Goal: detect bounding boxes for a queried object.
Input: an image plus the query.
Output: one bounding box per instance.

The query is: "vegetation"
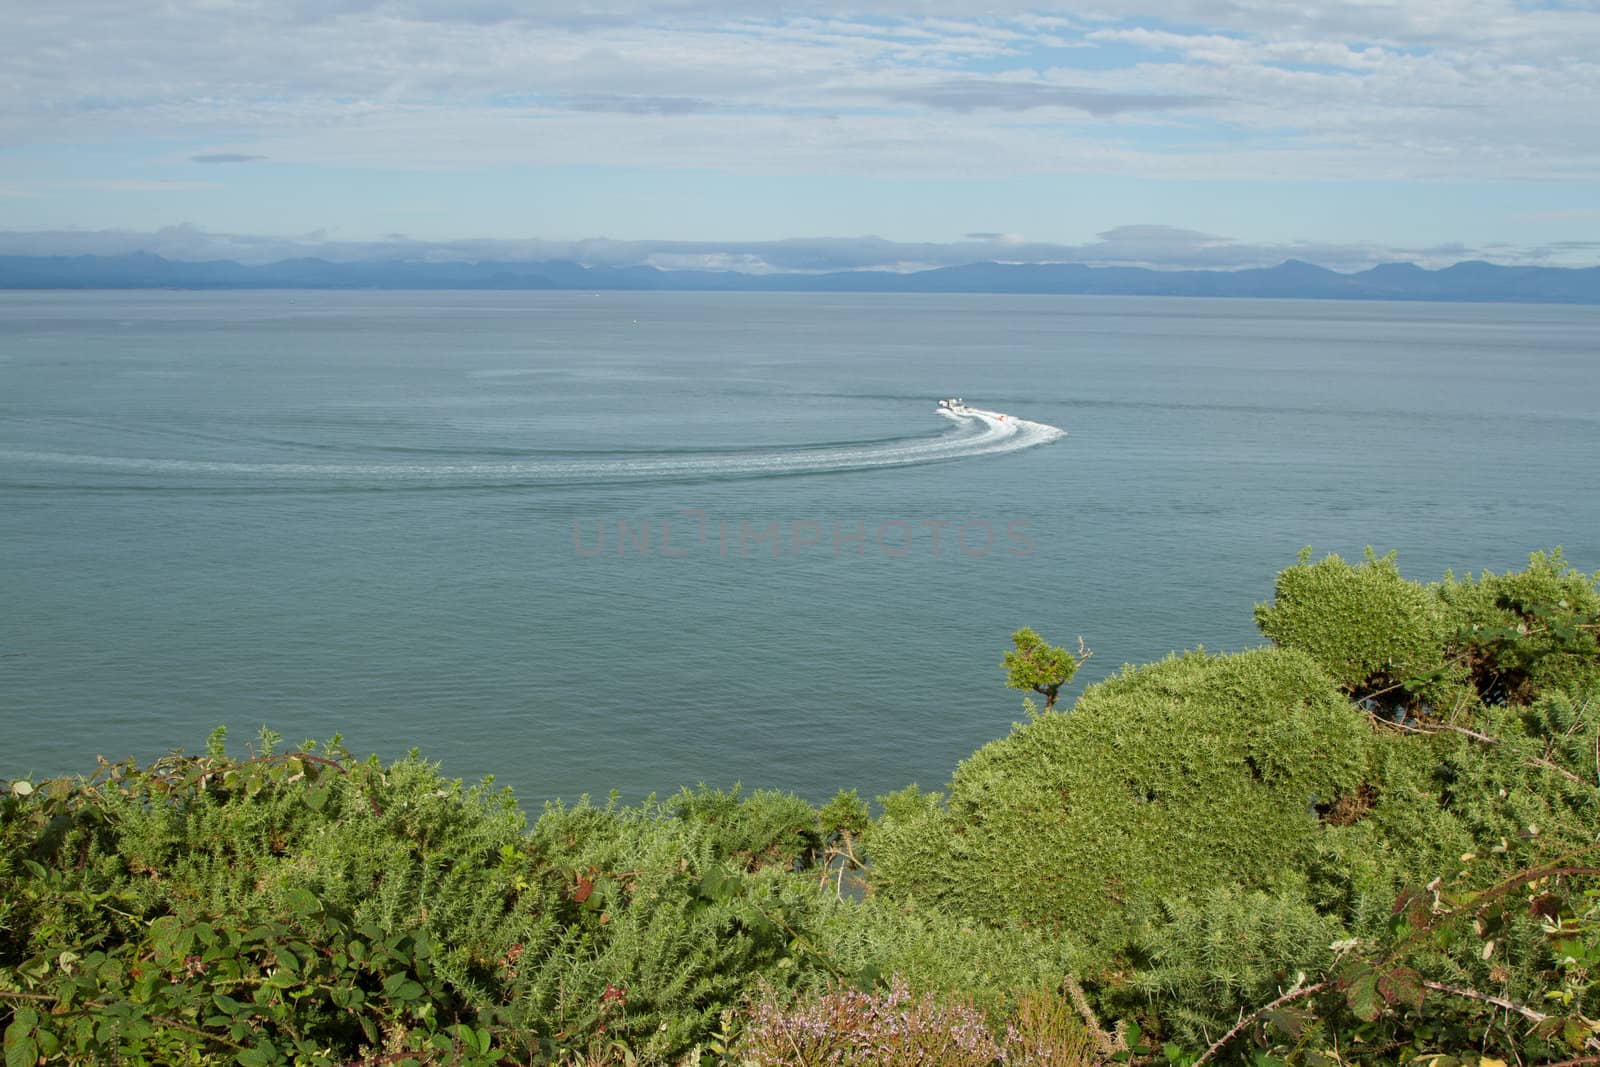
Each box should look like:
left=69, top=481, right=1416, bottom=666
left=4, top=548, right=1599, bottom=1065
left=1002, top=627, right=1088, bottom=712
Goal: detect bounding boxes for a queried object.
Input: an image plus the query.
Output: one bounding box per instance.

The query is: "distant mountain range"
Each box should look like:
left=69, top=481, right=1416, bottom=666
left=3, top=251, right=1599, bottom=303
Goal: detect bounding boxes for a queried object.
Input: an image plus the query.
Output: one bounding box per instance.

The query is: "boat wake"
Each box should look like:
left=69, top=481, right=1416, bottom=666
left=2, top=404, right=1066, bottom=489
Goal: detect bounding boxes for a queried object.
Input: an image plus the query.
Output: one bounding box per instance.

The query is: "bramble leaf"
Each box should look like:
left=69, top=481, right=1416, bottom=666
left=5, top=1009, right=39, bottom=1067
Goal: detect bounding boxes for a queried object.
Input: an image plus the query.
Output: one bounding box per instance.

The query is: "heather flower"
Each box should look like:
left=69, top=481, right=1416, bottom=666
left=739, top=977, right=1003, bottom=1066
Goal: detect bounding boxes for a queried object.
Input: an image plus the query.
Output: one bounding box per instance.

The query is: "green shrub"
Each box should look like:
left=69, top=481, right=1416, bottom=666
left=667, top=784, right=822, bottom=872
left=0, top=738, right=849, bottom=1065
left=0, top=743, right=519, bottom=1065
left=1439, top=549, right=1600, bottom=703
left=1308, top=686, right=1600, bottom=933
left=870, top=646, right=1374, bottom=956
left=1255, top=547, right=1451, bottom=696
left=1119, top=887, right=1346, bottom=1048
left=520, top=792, right=831, bottom=1060
left=812, top=896, right=1086, bottom=1019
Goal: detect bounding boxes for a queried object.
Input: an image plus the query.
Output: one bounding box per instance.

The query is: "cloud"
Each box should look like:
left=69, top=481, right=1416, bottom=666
left=875, top=79, right=1218, bottom=116
left=2, top=222, right=1589, bottom=272
left=1514, top=208, right=1600, bottom=222
left=77, top=180, right=218, bottom=192
left=4, top=4, right=1599, bottom=184
left=1092, top=224, right=1228, bottom=250
left=190, top=153, right=268, bottom=164
left=563, top=94, right=712, bottom=115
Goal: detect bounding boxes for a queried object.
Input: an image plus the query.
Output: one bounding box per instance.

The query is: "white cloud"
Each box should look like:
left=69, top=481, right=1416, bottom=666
left=75, top=180, right=220, bottom=192
left=1, top=3, right=1597, bottom=188
left=2, top=221, right=1591, bottom=270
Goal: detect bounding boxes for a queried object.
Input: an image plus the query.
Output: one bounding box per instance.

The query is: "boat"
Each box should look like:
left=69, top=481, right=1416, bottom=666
left=937, top=397, right=971, bottom=415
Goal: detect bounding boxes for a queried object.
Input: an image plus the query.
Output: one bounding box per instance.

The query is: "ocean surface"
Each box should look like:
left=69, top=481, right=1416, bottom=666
left=2, top=291, right=1598, bottom=805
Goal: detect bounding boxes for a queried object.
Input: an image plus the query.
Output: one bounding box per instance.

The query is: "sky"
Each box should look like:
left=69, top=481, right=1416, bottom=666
left=2, top=0, right=1599, bottom=273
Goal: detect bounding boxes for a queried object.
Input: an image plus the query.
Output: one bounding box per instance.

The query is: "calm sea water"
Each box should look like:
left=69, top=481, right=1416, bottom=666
left=3, top=291, right=1598, bottom=803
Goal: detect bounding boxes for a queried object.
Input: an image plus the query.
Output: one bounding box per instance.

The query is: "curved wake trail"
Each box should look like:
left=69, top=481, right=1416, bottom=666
left=2, top=406, right=1065, bottom=488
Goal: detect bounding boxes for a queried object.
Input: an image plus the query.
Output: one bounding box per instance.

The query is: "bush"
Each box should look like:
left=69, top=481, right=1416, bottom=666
left=0, top=740, right=522, bottom=1065
left=1119, top=888, right=1345, bottom=1048
left=1439, top=549, right=1600, bottom=703
left=1255, top=547, right=1450, bottom=697
left=520, top=790, right=833, bottom=1060
left=870, top=646, right=1374, bottom=955
left=0, top=737, right=849, bottom=1065
left=812, top=896, right=1087, bottom=1019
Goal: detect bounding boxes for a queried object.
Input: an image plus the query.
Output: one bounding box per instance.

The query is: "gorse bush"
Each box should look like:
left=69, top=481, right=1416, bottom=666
left=871, top=646, right=1374, bottom=949
left=666, top=784, right=822, bottom=873
left=1119, top=887, right=1345, bottom=1048
left=810, top=896, right=1086, bottom=1018
left=521, top=789, right=838, bottom=1060
left=1255, top=547, right=1452, bottom=698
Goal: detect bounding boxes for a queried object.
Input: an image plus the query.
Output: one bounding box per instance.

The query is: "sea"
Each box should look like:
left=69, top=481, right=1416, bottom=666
left=2, top=290, right=1597, bottom=805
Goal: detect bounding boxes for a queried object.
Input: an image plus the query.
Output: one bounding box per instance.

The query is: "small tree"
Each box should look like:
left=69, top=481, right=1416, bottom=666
left=1002, top=627, right=1085, bottom=711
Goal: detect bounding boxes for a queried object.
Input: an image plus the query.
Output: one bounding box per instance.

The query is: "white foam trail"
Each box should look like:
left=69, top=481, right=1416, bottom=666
left=2, top=406, right=1065, bottom=485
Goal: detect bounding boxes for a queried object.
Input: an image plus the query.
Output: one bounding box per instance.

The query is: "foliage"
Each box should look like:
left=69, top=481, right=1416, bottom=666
left=1119, top=888, right=1346, bottom=1049
left=1003, top=989, right=1106, bottom=1067
left=811, top=896, right=1086, bottom=1019
left=521, top=789, right=839, bottom=1060
left=1002, top=627, right=1084, bottom=711
left=872, top=646, right=1374, bottom=951
left=667, top=784, right=821, bottom=873
left=1254, top=547, right=1451, bottom=698
left=1256, top=547, right=1600, bottom=712
left=1438, top=549, right=1600, bottom=703
left=0, top=736, right=852, bottom=1065
left=875, top=549, right=1600, bottom=1063
left=1180, top=847, right=1600, bottom=1065
left=0, top=738, right=512, bottom=1065
left=812, top=790, right=871, bottom=900
left=1306, top=690, right=1599, bottom=919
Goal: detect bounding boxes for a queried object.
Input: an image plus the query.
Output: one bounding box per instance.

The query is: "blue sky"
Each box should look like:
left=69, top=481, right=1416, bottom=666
left=3, top=1, right=1598, bottom=271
